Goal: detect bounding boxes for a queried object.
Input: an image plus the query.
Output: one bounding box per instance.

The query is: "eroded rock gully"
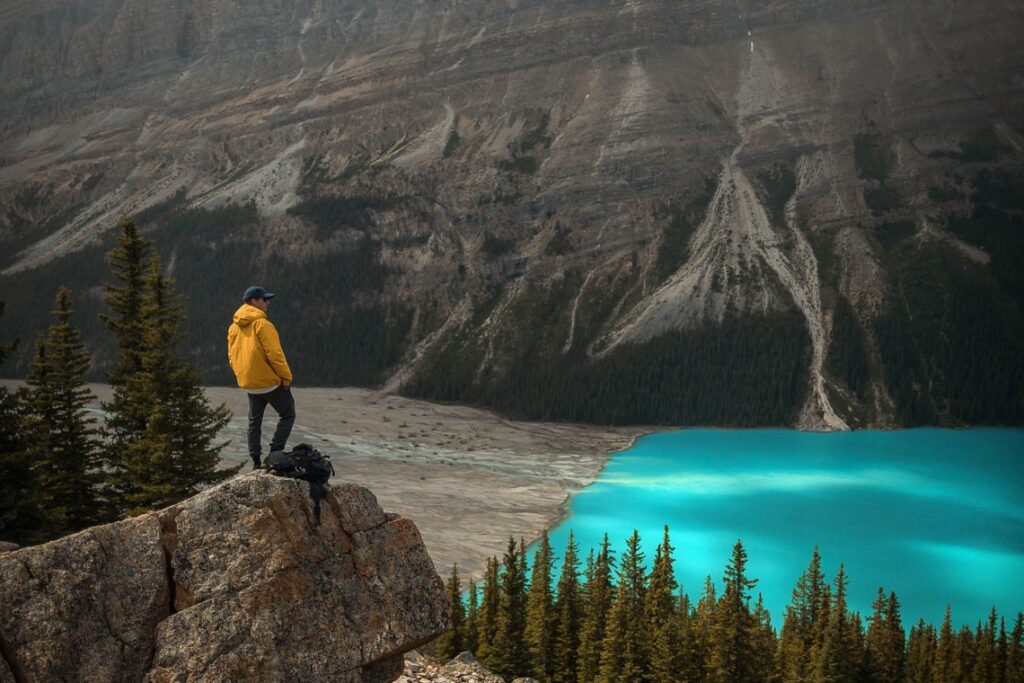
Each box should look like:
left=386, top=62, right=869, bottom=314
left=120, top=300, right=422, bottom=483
left=0, top=474, right=450, bottom=682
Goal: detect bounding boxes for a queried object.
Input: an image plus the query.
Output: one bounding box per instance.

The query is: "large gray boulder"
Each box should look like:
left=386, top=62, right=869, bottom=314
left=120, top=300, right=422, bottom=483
left=0, top=473, right=450, bottom=682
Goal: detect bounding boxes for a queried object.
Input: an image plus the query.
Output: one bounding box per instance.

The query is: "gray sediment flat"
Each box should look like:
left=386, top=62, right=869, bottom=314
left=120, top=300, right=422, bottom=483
left=3, top=380, right=642, bottom=580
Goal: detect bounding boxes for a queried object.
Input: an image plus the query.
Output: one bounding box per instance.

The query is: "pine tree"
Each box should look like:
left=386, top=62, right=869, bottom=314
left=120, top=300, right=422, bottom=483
left=774, top=609, right=804, bottom=683
left=884, top=593, right=905, bottom=680
left=849, top=611, right=869, bottom=681
left=105, top=250, right=235, bottom=514
left=0, top=302, right=48, bottom=546
left=493, top=537, right=529, bottom=679
left=19, top=288, right=106, bottom=536
left=776, top=547, right=828, bottom=682
left=813, top=565, right=858, bottom=683
left=436, top=563, right=466, bottom=661
left=676, top=591, right=700, bottom=682
left=465, top=578, right=479, bottom=656
left=972, top=608, right=998, bottom=683
left=0, top=382, right=43, bottom=546
left=578, top=536, right=614, bottom=683
left=866, top=588, right=905, bottom=683
left=596, top=567, right=628, bottom=683
left=751, top=594, right=777, bottom=679
left=693, top=575, right=718, bottom=680
left=646, top=526, right=681, bottom=683
left=597, top=529, right=646, bottom=683
left=935, top=605, right=957, bottom=683
left=552, top=531, right=582, bottom=683
left=477, top=556, right=501, bottom=668
left=525, top=530, right=556, bottom=681
left=998, top=617, right=1009, bottom=683
left=103, top=219, right=156, bottom=506
left=709, top=539, right=759, bottom=683
left=905, top=619, right=936, bottom=683
left=1007, top=613, right=1024, bottom=683
left=102, top=219, right=150, bottom=388
left=954, top=624, right=975, bottom=682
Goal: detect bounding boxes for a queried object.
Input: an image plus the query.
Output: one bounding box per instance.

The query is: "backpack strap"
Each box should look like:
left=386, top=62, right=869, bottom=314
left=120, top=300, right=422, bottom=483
left=308, top=481, right=327, bottom=525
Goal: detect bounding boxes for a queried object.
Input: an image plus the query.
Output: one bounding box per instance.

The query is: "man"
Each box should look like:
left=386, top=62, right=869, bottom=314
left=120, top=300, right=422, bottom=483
left=227, top=285, right=295, bottom=469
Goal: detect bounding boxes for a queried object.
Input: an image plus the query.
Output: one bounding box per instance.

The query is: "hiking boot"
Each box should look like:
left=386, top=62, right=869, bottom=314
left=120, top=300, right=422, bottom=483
left=251, top=458, right=262, bottom=470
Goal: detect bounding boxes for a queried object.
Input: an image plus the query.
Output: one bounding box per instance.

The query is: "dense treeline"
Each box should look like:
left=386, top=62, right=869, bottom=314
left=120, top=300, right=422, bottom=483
left=0, top=221, right=234, bottom=544
left=437, top=529, right=1024, bottom=683
left=825, top=295, right=870, bottom=401
left=0, top=203, right=413, bottom=387
left=405, top=281, right=811, bottom=426
left=874, top=242, right=1024, bottom=425
left=862, top=145, right=1024, bottom=426
left=3, top=159, right=1024, bottom=428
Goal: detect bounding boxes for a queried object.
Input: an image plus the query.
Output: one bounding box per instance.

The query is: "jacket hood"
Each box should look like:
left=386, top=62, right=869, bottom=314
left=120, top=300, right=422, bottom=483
left=232, top=303, right=267, bottom=328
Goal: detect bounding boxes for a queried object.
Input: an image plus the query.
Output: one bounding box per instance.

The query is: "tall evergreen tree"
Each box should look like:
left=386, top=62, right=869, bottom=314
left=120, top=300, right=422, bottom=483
left=102, top=219, right=150, bottom=387
left=105, top=249, right=235, bottom=514
left=1007, top=613, right=1024, bottom=683
left=675, top=591, right=700, bottom=682
left=0, top=382, right=41, bottom=545
left=935, top=605, right=957, bottom=683
left=709, top=539, right=759, bottom=683
left=905, top=619, right=936, bottom=683
left=776, top=547, right=828, bottom=682
left=19, top=288, right=106, bottom=535
left=578, top=536, right=614, bottom=683
left=477, top=556, right=501, bottom=668
left=693, top=574, right=718, bottom=681
left=884, top=593, right=905, bottom=679
left=954, top=624, right=975, bottom=683
left=597, top=529, right=647, bottom=683
left=493, top=537, right=529, bottom=679
left=525, top=530, right=556, bottom=681
left=972, top=609, right=998, bottom=683
left=552, top=531, right=582, bottom=683
left=103, top=219, right=156, bottom=504
left=0, top=301, right=48, bottom=545
left=813, top=565, right=859, bottom=683
left=751, top=594, right=777, bottom=679
left=866, top=588, right=905, bottom=683
left=465, top=578, right=479, bottom=656
left=436, top=563, right=466, bottom=661
left=998, top=617, right=1009, bottom=683
left=646, top=526, right=681, bottom=683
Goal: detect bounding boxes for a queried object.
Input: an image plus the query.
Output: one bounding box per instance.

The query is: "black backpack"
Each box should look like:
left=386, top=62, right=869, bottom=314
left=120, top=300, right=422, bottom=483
left=265, top=444, right=335, bottom=524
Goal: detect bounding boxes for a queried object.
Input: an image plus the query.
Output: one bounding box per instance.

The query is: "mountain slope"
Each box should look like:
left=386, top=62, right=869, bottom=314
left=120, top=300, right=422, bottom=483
left=2, top=0, right=1023, bottom=428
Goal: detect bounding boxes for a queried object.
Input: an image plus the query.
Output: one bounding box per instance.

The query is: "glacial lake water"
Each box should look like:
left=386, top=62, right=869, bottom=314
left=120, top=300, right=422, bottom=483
left=542, top=428, right=1024, bottom=627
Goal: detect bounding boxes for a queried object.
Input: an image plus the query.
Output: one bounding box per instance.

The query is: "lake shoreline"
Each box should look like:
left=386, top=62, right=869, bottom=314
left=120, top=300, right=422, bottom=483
left=1, top=380, right=642, bottom=581
left=540, top=426, right=1024, bottom=628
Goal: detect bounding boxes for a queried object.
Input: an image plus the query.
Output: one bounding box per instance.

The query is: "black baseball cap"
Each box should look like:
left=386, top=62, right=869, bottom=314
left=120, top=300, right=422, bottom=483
left=243, top=286, right=275, bottom=302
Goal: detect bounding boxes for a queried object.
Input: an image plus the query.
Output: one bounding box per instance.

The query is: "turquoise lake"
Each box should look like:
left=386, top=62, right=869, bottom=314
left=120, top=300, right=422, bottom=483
left=542, top=428, right=1024, bottom=627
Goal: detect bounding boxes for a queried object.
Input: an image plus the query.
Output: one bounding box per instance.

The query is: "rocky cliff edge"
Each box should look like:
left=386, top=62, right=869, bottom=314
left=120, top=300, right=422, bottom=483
left=0, top=473, right=451, bottom=682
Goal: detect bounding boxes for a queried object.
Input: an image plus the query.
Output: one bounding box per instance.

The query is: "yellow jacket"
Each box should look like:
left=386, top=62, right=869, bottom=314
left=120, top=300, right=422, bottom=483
left=227, top=304, right=293, bottom=390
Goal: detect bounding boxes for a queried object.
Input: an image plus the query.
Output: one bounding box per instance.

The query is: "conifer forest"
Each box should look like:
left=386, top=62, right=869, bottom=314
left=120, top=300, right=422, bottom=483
left=437, top=530, right=1024, bottom=683
left=0, top=220, right=236, bottom=545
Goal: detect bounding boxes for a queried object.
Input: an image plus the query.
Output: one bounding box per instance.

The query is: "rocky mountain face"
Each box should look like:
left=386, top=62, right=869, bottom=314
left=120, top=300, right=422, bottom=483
left=1, top=0, right=1023, bottom=429
left=0, top=474, right=449, bottom=682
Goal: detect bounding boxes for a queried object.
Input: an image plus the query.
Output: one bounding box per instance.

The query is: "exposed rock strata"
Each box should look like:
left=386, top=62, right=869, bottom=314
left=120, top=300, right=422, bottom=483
left=0, top=473, right=450, bottom=682
left=1, top=0, right=1023, bottom=428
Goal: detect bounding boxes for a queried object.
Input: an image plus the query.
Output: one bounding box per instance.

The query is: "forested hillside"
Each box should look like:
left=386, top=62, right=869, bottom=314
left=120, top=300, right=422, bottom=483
left=2, top=0, right=1024, bottom=428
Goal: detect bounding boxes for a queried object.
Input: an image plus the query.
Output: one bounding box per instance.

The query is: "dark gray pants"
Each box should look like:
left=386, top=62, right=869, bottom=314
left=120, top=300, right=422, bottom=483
left=247, top=385, right=295, bottom=465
